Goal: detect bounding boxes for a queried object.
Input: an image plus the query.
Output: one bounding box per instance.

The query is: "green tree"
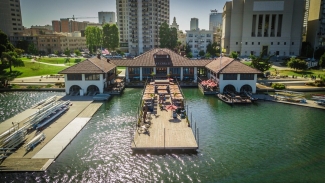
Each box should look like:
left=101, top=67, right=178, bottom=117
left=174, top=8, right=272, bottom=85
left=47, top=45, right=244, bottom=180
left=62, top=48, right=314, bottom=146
left=199, top=50, right=205, bottom=57
left=102, top=23, right=120, bottom=51
left=205, top=52, right=211, bottom=59
left=85, top=26, right=103, bottom=53
left=1, top=51, right=25, bottom=72
left=250, top=54, right=272, bottom=72
left=64, top=48, right=71, bottom=56
left=16, top=40, right=29, bottom=53
left=319, top=53, right=325, bottom=68
left=14, top=48, right=24, bottom=57
left=159, top=21, right=178, bottom=50
left=0, top=30, right=14, bottom=58
left=206, top=42, right=219, bottom=57
left=186, top=52, right=193, bottom=58
left=27, top=43, right=38, bottom=55
left=287, top=58, right=308, bottom=70
left=74, top=49, right=81, bottom=56
left=54, top=50, right=59, bottom=56
left=230, top=51, right=238, bottom=59
left=185, top=42, right=191, bottom=55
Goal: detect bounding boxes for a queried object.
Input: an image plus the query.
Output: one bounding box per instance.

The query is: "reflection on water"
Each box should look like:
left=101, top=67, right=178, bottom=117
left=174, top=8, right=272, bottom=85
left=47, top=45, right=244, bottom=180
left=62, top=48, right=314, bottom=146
left=1, top=90, right=325, bottom=182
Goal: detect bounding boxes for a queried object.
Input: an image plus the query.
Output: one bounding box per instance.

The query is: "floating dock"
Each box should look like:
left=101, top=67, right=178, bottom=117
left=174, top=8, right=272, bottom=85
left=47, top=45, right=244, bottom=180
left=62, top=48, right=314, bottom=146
left=0, top=96, right=102, bottom=172
left=131, top=80, right=198, bottom=151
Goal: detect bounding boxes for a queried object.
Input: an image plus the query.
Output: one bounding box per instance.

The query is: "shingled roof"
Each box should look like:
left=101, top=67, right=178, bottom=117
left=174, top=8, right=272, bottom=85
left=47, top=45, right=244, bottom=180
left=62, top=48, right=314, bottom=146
left=205, top=57, right=262, bottom=74
left=59, top=57, right=116, bottom=74
left=109, top=48, right=212, bottom=67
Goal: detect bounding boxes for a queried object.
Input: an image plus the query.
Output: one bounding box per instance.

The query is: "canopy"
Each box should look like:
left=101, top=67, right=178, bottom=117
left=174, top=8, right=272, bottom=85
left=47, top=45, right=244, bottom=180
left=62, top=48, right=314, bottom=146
left=157, top=90, right=168, bottom=94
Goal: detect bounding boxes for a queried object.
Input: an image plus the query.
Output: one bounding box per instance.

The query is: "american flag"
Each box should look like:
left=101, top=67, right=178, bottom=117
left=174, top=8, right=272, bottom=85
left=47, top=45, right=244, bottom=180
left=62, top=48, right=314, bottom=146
left=102, top=49, right=110, bottom=55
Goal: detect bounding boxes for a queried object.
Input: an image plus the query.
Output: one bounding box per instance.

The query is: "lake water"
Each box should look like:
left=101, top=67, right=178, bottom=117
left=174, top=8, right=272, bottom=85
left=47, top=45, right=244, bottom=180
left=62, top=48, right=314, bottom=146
left=0, top=89, right=324, bottom=182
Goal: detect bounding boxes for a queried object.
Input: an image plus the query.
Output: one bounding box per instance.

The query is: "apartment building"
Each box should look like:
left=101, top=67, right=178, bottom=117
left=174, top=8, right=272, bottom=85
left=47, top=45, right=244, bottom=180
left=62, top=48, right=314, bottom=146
left=37, top=32, right=87, bottom=54
left=0, top=0, right=23, bottom=36
left=116, top=0, right=170, bottom=56
left=51, top=19, right=89, bottom=33
left=186, top=29, right=213, bottom=57
left=222, top=0, right=305, bottom=57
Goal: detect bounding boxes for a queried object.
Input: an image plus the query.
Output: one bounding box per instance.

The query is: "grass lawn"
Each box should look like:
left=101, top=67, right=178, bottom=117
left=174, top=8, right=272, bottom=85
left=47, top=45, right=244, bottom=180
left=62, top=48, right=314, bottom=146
left=270, top=69, right=325, bottom=77
left=21, top=57, right=86, bottom=64
left=117, top=66, right=126, bottom=70
left=6, top=61, right=67, bottom=78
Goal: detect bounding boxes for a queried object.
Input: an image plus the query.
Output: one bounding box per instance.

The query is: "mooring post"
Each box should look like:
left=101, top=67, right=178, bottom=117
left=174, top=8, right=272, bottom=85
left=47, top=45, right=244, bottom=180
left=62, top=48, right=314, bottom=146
left=195, top=122, right=197, bottom=139
left=164, top=128, right=165, bottom=149
left=197, top=128, right=199, bottom=149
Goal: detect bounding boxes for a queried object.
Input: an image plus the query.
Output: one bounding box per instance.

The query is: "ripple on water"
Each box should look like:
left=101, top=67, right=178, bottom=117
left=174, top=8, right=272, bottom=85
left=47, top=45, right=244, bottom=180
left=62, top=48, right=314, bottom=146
left=1, top=89, right=325, bottom=182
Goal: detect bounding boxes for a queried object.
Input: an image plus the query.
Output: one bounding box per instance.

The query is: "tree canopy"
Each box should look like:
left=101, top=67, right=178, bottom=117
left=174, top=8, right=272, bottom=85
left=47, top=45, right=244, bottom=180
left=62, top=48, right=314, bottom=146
left=159, top=21, right=178, bottom=50
left=230, top=51, right=238, bottom=59
left=250, top=54, right=272, bottom=72
left=1, top=51, right=24, bottom=72
left=0, top=30, right=14, bottom=57
left=319, top=52, right=325, bottom=68
left=102, top=24, right=119, bottom=51
left=206, top=42, right=219, bottom=57
left=199, top=50, right=205, bottom=57
left=85, top=26, right=103, bottom=53
left=287, top=58, right=308, bottom=70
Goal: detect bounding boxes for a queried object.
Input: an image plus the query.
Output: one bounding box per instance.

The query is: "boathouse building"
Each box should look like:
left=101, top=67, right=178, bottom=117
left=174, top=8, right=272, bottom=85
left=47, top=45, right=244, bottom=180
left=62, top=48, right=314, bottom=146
left=59, top=48, right=261, bottom=94
left=59, top=56, right=117, bottom=95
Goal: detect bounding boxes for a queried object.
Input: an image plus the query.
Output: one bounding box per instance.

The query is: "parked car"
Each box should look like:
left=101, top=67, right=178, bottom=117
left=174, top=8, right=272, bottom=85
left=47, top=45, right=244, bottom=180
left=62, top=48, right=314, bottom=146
left=48, top=54, right=58, bottom=58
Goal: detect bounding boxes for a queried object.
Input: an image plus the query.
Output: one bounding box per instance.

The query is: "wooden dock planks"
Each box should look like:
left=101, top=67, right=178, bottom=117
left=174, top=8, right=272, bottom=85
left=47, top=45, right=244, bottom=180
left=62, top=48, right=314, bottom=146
left=132, top=93, right=198, bottom=151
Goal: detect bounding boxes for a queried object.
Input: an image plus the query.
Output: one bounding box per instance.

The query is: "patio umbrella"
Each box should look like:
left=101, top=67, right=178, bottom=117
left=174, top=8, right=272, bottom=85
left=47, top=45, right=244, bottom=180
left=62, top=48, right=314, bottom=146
left=208, top=82, right=217, bottom=87
left=165, top=104, right=177, bottom=111
left=201, top=80, right=208, bottom=86
left=168, top=78, right=174, bottom=81
left=158, top=90, right=168, bottom=94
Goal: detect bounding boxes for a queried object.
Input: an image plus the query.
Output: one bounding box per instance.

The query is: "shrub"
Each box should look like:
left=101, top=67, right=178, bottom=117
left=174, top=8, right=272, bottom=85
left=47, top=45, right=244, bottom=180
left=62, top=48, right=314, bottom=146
left=11, top=84, right=20, bottom=89
left=45, top=84, right=53, bottom=88
left=271, top=83, right=286, bottom=90
left=75, top=58, right=82, bottom=63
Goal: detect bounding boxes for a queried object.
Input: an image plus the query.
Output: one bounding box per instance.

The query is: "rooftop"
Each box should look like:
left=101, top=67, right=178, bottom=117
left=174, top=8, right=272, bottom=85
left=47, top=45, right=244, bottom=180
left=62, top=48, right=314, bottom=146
left=59, top=57, right=116, bottom=74
left=205, top=57, right=262, bottom=74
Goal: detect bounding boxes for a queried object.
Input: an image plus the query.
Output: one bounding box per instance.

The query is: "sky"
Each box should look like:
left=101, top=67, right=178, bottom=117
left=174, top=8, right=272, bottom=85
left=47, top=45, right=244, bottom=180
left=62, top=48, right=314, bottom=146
left=21, top=0, right=227, bottom=32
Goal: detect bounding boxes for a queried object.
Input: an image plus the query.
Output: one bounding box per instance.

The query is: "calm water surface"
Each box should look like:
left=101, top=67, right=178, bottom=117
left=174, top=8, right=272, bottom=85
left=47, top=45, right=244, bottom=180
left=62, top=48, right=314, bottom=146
left=0, top=89, right=324, bottom=182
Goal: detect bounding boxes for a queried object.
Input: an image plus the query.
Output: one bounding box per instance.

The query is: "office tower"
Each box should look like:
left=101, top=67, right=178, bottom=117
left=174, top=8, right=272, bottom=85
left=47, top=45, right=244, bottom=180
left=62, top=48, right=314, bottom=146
left=98, top=11, right=116, bottom=24
left=222, top=0, right=304, bottom=57
left=0, top=0, right=23, bottom=35
left=117, top=0, right=170, bottom=55
left=209, top=10, right=222, bottom=32
left=190, top=18, right=199, bottom=30
left=306, top=0, right=324, bottom=48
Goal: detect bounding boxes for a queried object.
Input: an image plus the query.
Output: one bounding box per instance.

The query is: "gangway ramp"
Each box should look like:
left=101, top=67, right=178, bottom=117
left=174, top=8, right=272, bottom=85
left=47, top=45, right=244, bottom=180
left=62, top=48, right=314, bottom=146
left=32, top=117, right=90, bottom=159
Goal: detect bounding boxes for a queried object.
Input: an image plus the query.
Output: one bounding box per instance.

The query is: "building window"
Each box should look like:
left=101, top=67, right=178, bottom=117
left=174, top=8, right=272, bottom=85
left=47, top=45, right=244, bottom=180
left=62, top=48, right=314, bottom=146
left=292, top=42, right=294, bottom=45
left=284, top=42, right=286, bottom=45
left=236, top=42, right=238, bottom=45
left=252, top=42, right=254, bottom=45
left=142, top=67, right=153, bottom=75
left=258, top=42, right=260, bottom=45
left=240, top=74, right=254, bottom=80
left=129, top=67, right=140, bottom=74
left=277, top=42, right=280, bottom=45
left=245, top=42, right=247, bottom=45
left=170, top=67, right=180, bottom=75
left=183, top=67, right=194, bottom=75
left=271, top=42, right=273, bottom=45
left=67, top=74, right=82, bottom=80
left=223, top=74, right=237, bottom=80
left=85, top=74, right=100, bottom=80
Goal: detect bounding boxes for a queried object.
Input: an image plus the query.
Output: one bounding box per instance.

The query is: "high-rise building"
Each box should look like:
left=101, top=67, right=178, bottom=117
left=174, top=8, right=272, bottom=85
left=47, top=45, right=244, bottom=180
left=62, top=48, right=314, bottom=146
left=222, top=0, right=305, bottom=57
left=117, top=0, right=170, bottom=55
left=170, top=17, right=179, bottom=30
left=98, top=12, right=116, bottom=24
left=52, top=19, right=90, bottom=33
left=209, top=10, right=222, bottom=33
left=306, top=0, right=324, bottom=49
left=52, top=20, right=61, bottom=32
left=186, top=29, right=213, bottom=57
left=0, top=0, right=23, bottom=36
left=190, top=18, right=199, bottom=30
